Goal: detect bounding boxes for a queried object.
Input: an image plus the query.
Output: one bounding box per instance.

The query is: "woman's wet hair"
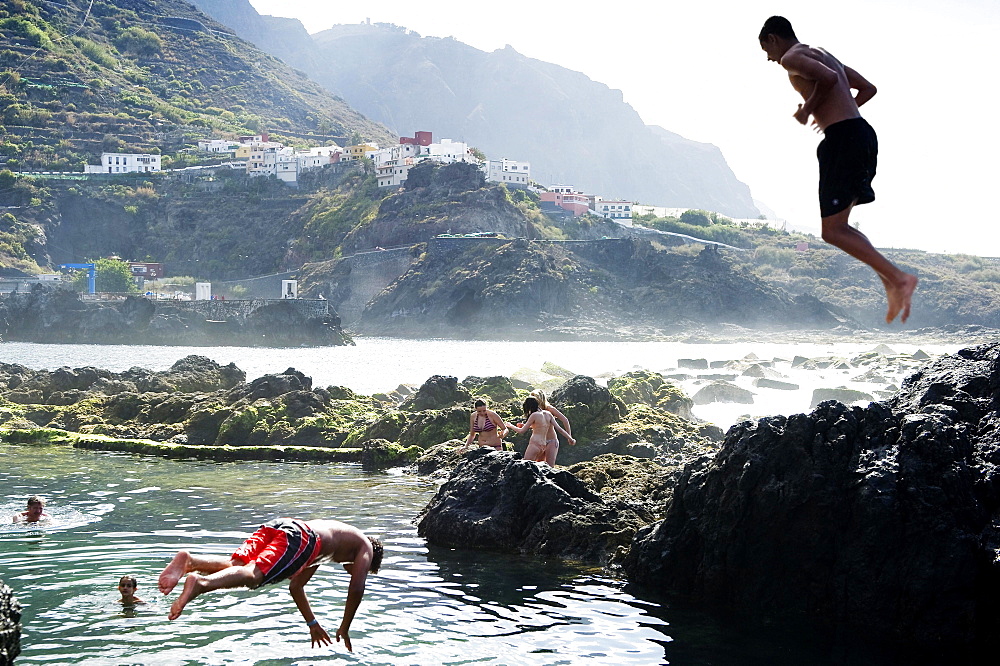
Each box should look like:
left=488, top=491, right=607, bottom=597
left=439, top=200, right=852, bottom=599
left=474, top=399, right=487, bottom=408
left=522, top=397, right=540, bottom=416
left=119, top=574, right=138, bottom=588
left=530, top=390, right=548, bottom=410
left=368, top=537, right=384, bottom=574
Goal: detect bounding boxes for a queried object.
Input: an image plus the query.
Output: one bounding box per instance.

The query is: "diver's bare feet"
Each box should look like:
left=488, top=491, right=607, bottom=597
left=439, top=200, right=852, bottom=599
left=168, top=573, right=203, bottom=620
left=159, top=551, right=190, bottom=594
left=886, top=273, right=918, bottom=324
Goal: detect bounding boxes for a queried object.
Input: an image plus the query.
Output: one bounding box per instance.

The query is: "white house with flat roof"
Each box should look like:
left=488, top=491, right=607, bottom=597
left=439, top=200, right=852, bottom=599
left=594, top=198, right=634, bottom=224
left=85, top=152, right=161, bottom=174
left=485, top=159, right=531, bottom=188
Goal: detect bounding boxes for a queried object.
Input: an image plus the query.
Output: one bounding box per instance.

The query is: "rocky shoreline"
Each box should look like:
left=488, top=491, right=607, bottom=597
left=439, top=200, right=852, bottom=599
left=0, top=286, right=353, bottom=347
left=4, top=344, right=1000, bottom=653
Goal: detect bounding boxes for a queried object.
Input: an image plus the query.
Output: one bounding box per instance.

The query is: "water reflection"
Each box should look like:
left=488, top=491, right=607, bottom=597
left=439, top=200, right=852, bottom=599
left=2, top=443, right=947, bottom=665
left=1, top=444, right=677, bottom=665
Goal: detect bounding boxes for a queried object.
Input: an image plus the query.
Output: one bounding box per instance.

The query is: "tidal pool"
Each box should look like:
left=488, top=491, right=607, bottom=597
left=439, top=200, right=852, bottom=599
left=0, top=444, right=948, bottom=665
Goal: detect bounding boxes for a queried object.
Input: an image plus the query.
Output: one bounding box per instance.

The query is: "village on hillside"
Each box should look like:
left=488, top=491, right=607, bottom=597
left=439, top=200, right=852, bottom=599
left=77, top=129, right=653, bottom=226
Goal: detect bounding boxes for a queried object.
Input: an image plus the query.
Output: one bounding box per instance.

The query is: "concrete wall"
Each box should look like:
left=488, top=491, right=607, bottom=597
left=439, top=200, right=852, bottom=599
left=160, top=298, right=331, bottom=323
left=213, top=271, right=299, bottom=299
left=337, top=248, right=417, bottom=324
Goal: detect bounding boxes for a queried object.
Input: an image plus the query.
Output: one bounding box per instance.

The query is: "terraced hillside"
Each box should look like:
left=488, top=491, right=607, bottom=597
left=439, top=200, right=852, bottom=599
left=0, top=0, right=392, bottom=172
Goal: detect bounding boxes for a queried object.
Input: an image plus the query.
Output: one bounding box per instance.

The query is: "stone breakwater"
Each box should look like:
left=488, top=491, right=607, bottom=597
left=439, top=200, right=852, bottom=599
left=0, top=286, right=352, bottom=346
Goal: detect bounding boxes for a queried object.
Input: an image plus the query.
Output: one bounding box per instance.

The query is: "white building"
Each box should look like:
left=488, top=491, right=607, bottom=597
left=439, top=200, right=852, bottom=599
left=197, top=139, right=240, bottom=154
left=485, top=159, right=531, bottom=188
left=246, top=144, right=282, bottom=176
left=594, top=198, right=634, bottom=225
left=422, top=138, right=475, bottom=164
left=372, top=138, right=481, bottom=189
left=85, top=152, right=162, bottom=174
left=373, top=143, right=421, bottom=188
left=248, top=145, right=331, bottom=184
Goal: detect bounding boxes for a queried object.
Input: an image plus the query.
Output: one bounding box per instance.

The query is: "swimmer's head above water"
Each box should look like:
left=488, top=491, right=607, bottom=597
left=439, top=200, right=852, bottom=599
left=13, top=495, right=49, bottom=523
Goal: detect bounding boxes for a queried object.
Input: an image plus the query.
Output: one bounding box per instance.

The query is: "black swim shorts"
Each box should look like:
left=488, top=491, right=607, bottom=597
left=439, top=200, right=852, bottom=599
left=817, top=117, right=877, bottom=218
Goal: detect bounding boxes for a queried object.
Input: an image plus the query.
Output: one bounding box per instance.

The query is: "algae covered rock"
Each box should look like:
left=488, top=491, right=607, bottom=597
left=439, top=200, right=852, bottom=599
left=412, top=439, right=468, bottom=476
left=160, top=355, right=245, bottom=393
left=566, top=453, right=680, bottom=518
left=227, top=368, right=311, bottom=402
left=400, top=375, right=471, bottom=411
left=461, top=375, right=518, bottom=403
left=607, top=370, right=694, bottom=420
left=398, top=406, right=469, bottom=448
left=416, top=448, right=652, bottom=563
left=549, top=376, right=626, bottom=443
left=360, top=439, right=423, bottom=470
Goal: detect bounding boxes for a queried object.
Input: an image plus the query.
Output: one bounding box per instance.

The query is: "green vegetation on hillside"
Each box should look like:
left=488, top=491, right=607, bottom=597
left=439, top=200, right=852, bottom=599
left=637, top=210, right=1000, bottom=327
left=0, top=0, right=392, bottom=172
left=69, top=256, right=138, bottom=293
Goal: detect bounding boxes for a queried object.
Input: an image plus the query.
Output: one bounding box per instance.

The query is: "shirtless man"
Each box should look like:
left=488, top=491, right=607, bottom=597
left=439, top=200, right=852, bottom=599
left=157, top=518, right=383, bottom=652
left=759, top=16, right=918, bottom=323
left=12, top=495, right=50, bottom=523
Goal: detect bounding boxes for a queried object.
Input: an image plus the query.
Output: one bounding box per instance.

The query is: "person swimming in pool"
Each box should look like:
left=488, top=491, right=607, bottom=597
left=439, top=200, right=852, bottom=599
left=12, top=495, right=50, bottom=524
left=464, top=398, right=509, bottom=451
left=118, top=574, right=145, bottom=605
left=158, top=518, right=382, bottom=652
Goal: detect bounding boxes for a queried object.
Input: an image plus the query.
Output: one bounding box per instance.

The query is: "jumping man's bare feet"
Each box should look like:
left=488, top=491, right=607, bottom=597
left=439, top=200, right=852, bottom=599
left=159, top=551, right=191, bottom=594
left=885, top=273, right=918, bottom=324
left=168, top=573, right=204, bottom=620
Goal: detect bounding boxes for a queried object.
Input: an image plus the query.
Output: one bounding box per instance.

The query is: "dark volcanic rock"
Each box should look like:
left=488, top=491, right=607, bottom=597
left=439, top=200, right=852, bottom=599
left=0, top=286, right=351, bottom=347
left=227, top=368, right=310, bottom=402
left=621, top=343, right=1000, bottom=649
left=550, top=376, right=626, bottom=439
left=417, top=448, right=651, bottom=563
left=400, top=375, right=471, bottom=412
left=0, top=579, right=20, bottom=665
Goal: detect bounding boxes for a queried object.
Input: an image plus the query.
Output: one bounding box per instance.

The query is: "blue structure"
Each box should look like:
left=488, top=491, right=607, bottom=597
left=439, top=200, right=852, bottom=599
left=59, top=263, right=96, bottom=294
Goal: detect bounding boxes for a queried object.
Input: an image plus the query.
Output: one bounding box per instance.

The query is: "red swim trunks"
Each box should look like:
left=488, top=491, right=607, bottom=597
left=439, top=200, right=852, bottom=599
left=231, top=518, right=321, bottom=586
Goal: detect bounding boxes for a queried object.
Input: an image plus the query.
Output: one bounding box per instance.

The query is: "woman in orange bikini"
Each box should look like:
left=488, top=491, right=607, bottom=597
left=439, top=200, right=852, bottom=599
left=507, top=397, right=575, bottom=465
left=464, top=399, right=508, bottom=451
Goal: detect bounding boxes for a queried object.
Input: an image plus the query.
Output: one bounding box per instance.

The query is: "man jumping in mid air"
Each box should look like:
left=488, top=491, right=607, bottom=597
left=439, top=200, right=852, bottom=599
left=759, top=16, right=918, bottom=323
left=158, top=518, right=382, bottom=652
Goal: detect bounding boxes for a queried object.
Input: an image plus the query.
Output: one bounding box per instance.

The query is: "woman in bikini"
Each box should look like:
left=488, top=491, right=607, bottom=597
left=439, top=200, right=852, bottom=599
left=506, top=397, right=575, bottom=465
left=464, top=399, right=508, bottom=451
left=530, top=390, right=573, bottom=466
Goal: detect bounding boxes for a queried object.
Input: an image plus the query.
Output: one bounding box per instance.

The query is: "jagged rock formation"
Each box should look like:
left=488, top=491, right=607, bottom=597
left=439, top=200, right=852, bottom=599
left=0, top=287, right=352, bottom=346
left=355, top=237, right=852, bottom=339
left=620, top=343, right=1000, bottom=650
left=416, top=448, right=654, bottom=563
left=0, top=580, right=19, bottom=666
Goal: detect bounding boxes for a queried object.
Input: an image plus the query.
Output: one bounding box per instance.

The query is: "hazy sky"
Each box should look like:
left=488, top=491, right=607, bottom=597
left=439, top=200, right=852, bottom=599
left=248, top=0, right=999, bottom=257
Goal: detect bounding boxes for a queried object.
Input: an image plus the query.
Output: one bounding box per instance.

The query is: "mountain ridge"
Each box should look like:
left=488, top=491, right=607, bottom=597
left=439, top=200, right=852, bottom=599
left=185, top=6, right=759, bottom=217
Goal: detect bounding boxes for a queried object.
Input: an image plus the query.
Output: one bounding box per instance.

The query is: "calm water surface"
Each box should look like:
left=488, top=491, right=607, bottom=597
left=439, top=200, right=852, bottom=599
left=0, top=444, right=951, bottom=665
left=0, top=338, right=972, bottom=664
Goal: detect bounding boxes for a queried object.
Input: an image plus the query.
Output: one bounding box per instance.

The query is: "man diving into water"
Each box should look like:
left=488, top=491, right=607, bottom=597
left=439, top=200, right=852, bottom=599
left=158, top=518, right=382, bottom=652
left=759, top=16, right=918, bottom=323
